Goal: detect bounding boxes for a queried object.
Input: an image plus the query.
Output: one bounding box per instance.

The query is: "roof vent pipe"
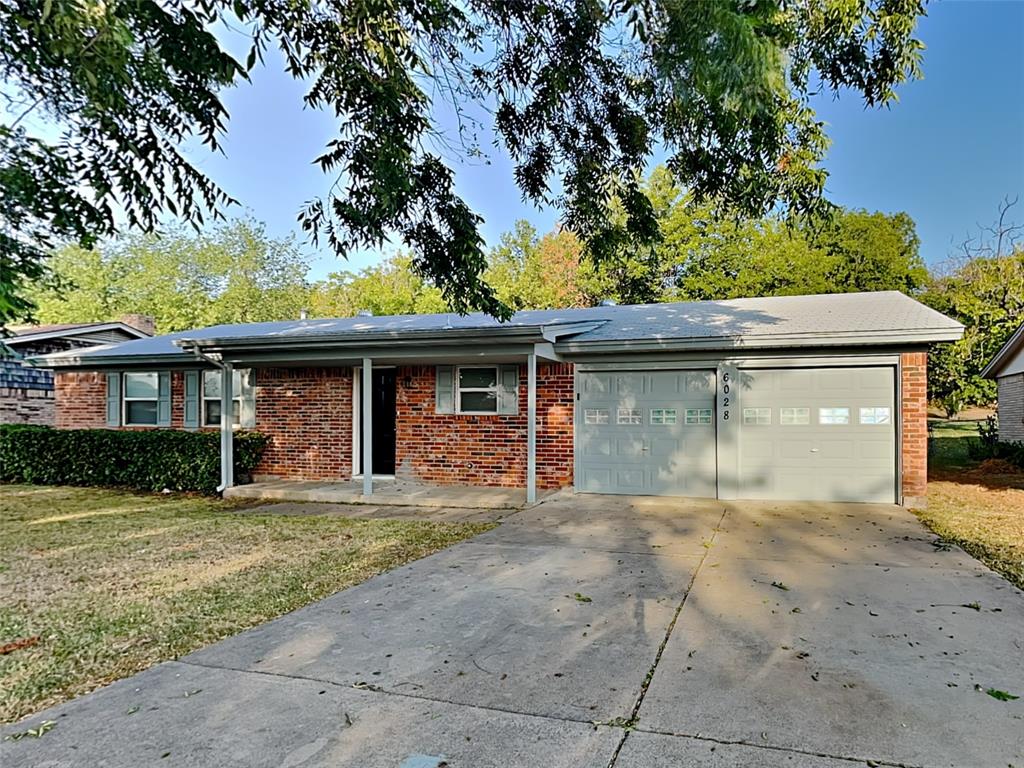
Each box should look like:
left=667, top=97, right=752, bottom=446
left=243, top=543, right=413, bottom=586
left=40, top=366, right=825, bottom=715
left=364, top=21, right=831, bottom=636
left=598, top=299, right=617, bottom=307
left=356, top=309, right=374, bottom=317
left=299, top=308, right=309, bottom=320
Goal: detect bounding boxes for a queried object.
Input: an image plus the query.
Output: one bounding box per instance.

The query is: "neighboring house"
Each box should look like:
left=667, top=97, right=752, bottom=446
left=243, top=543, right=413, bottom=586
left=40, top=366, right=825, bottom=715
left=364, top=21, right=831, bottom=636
left=30, top=292, right=962, bottom=506
left=1, top=318, right=153, bottom=426
left=982, top=323, right=1024, bottom=442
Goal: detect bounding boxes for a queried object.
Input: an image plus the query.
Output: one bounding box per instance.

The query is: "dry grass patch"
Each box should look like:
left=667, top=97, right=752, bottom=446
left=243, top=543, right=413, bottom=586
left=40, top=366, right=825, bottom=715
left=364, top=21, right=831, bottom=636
left=0, top=485, right=492, bottom=723
left=922, top=472, right=1024, bottom=590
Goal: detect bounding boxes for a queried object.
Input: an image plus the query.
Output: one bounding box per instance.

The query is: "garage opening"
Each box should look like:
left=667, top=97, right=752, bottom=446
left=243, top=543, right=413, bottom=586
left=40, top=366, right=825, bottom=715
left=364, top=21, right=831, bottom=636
left=576, top=370, right=718, bottom=497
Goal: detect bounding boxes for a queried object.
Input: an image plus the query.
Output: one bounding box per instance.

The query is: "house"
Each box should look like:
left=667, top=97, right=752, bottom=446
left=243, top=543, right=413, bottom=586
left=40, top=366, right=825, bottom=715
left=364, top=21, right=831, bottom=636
left=1, top=317, right=153, bottom=426
left=30, top=292, right=962, bottom=506
left=982, top=323, right=1024, bottom=442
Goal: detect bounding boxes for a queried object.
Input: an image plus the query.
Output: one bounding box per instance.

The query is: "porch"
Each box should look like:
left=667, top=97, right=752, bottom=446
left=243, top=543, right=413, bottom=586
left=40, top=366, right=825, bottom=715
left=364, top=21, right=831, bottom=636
left=222, top=477, right=557, bottom=509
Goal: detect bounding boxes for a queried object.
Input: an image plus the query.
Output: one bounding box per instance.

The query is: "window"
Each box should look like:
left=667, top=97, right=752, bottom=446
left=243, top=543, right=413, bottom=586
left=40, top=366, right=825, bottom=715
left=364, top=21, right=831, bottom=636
left=780, top=407, right=810, bottom=426
left=650, top=408, right=677, bottom=425
left=457, top=366, right=498, bottom=413
left=123, top=372, right=159, bottom=426
left=685, top=408, right=713, bottom=425
left=819, top=407, right=850, bottom=425
left=584, top=408, right=609, bottom=425
left=743, top=407, right=771, bottom=425
left=203, top=370, right=242, bottom=426
left=617, top=408, right=642, bottom=425
left=859, top=407, right=891, bottom=425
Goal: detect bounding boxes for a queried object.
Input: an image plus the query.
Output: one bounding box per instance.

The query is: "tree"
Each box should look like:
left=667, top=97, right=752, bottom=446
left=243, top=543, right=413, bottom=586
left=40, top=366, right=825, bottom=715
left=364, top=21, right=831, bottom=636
left=2, top=0, right=926, bottom=323
left=308, top=254, right=447, bottom=318
left=484, top=222, right=589, bottom=310
left=594, top=167, right=928, bottom=303
left=30, top=219, right=310, bottom=333
left=922, top=198, right=1024, bottom=417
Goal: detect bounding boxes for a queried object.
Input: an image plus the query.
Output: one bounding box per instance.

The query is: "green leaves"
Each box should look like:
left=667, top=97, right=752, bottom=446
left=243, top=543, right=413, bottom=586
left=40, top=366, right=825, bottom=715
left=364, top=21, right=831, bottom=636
left=2, top=0, right=926, bottom=322
left=0, top=425, right=269, bottom=493
left=980, top=686, right=1019, bottom=702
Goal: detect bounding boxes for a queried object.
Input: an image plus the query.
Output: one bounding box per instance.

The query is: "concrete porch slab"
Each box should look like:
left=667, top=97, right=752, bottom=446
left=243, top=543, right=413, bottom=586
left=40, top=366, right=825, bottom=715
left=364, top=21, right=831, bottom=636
left=224, top=479, right=548, bottom=509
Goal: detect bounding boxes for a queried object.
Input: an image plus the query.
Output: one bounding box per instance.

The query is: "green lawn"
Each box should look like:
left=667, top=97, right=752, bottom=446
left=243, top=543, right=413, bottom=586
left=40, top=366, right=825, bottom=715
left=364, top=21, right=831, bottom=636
left=928, top=418, right=983, bottom=471
left=0, top=486, right=491, bottom=724
left=922, top=419, right=1024, bottom=591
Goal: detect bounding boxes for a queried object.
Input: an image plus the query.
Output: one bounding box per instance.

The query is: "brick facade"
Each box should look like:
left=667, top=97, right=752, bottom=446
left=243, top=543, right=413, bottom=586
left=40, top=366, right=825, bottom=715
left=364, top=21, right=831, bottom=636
left=900, top=351, right=928, bottom=503
left=50, top=355, right=931, bottom=501
left=54, top=372, right=108, bottom=429
left=394, top=363, right=574, bottom=489
left=252, top=367, right=353, bottom=480
left=0, top=387, right=55, bottom=426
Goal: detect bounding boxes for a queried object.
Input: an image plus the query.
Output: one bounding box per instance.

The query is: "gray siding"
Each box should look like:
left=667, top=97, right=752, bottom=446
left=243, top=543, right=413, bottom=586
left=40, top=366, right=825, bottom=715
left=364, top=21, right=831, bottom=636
left=997, top=373, right=1024, bottom=442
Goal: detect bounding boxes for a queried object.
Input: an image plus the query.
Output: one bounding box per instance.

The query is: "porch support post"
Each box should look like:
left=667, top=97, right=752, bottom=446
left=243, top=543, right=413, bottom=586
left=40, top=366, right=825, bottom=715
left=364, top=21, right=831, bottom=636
left=362, top=358, right=373, bottom=496
left=526, top=352, right=537, bottom=504
left=220, top=363, right=234, bottom=491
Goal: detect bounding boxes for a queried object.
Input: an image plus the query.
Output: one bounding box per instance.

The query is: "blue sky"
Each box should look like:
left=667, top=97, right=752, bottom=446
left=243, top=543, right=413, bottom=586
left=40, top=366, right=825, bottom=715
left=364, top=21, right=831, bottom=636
left=187, top=0, right=1024, bottom=281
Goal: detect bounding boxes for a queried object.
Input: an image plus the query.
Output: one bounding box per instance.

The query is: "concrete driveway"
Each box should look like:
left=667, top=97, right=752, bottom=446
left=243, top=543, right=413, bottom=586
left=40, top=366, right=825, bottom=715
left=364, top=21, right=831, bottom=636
left=3, top=495, right=1022, bottom=768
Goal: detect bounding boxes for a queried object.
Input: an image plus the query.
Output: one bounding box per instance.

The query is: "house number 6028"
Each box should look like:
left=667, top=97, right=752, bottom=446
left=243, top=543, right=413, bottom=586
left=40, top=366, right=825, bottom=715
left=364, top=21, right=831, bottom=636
left=721, top=372, right=730, bottom=420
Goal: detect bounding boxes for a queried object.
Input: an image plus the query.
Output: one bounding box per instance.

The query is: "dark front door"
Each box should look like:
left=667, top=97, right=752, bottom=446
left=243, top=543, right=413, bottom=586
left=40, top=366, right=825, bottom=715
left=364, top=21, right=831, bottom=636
left=361, top=369, right=397, bottom=475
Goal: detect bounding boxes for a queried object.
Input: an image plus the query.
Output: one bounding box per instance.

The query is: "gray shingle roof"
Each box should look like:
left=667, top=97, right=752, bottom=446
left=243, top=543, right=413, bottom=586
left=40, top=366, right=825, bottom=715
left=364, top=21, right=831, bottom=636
left=30, top=291, right=963, bottom=366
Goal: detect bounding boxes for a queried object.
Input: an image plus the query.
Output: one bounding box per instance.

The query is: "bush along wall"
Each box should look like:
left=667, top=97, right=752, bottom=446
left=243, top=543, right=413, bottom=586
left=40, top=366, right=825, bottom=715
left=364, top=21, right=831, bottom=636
left=967, top=416, right=1024, bottom=469
left=0, top=425, right=269, bottom=493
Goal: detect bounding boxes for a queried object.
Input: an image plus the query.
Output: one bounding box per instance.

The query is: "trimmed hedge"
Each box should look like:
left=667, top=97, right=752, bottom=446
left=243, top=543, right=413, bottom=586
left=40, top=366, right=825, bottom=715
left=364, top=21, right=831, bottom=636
left=0, top=425, right=269, bottom=493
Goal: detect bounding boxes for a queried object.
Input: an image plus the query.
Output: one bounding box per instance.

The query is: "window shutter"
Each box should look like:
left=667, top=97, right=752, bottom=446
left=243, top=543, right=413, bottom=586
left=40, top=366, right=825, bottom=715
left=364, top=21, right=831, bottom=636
left=498, top=365, right=520, bottom=414
left=106, top=372, right=121, bottom=427
left=157, top=371, right=172, bottom=426
left=239, top=369, right=256, bottom=428
left=435, top=365, right=454, bottom=414
left=183, top=371, right=200, bottom=428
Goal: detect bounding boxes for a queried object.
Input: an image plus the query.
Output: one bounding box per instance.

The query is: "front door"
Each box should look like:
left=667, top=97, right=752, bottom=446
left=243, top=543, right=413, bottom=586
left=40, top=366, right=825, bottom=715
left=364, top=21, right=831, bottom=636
left=360, top=369, right=397, bottom=475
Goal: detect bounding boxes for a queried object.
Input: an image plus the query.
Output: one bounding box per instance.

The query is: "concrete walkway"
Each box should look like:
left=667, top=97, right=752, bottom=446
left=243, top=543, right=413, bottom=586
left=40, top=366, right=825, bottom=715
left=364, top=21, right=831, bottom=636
left=224, top=478, right=547, bottom=509
left=3, top=495, right=1023, bottom=767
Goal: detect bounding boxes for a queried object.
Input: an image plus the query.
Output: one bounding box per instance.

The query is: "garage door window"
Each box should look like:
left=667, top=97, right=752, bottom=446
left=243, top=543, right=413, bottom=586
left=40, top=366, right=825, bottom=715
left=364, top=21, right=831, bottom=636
left=780, top=407, right=810, bottom=425
left=650, top=408, right=677, bottom=425
left=819, top=407, right=850, bottom=425
left=584, top=408, right=609, bottom=425
left=743, top=407, right=771, bottom=425
left=685, top=408, right=712, bottom=425
left=617, top=408, right=642, bottom=425
left=859, top=407, right=891, bottom=425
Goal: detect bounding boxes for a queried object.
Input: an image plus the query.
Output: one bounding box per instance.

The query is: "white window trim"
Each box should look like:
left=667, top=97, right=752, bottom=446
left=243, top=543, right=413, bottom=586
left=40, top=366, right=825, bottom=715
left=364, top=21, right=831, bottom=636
left=684, top=408, right=713, bottom=425
left=650, top=408, right=677, bottom=425
left=859, top=406, right=892, bottom=425
left=122, top=372, right=159, bottom=426
left=743, top=407, right=771, bottom=425
left=617, top=407, right=642, bottom=425
left=780, top=407, right=811, bottom=426
left=819, top=407, right=851, bottom=425
left=201, top=370, right=242, bottom=428
left=455, top=365, right=500, bottom=415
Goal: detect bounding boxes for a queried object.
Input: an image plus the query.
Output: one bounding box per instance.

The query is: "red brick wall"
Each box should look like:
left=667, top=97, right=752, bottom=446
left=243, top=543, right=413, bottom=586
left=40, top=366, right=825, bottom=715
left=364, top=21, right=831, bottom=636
left=54, top=372, right=107, bottom=429
left=54, top=371, right=188, bottom=430
left=900, top=351, right=928, bottom=502
left=252, top=367, right=353, bottom=480
left=394, top=363, right=574, bottom=489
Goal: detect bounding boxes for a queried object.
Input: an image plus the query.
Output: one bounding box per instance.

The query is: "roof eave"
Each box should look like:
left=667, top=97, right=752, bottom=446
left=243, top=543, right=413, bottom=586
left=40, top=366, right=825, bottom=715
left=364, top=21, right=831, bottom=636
left=557, top=327, right=965, bottom=354
left=981, top=324, right=1024, bottom=379
left=27, top=352, right=191, bottom=370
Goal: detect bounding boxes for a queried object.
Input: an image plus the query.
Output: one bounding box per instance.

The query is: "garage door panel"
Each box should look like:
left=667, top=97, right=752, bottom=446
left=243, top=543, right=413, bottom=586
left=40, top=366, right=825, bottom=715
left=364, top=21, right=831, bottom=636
left=737, top=367, right=896, bottom=503
left=577, top=370, right=717, bottom=497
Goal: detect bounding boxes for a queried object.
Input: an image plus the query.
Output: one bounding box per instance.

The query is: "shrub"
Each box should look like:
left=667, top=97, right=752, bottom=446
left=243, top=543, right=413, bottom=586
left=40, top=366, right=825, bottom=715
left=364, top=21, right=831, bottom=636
left=0, top=426, right=268, bottom=493
left=966, top=416, right=1024, bottom=469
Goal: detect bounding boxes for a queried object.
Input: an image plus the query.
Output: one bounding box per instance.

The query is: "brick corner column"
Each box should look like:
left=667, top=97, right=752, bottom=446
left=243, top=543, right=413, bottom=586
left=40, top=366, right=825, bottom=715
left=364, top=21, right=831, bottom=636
left=900, top=351, right=928, bottom=507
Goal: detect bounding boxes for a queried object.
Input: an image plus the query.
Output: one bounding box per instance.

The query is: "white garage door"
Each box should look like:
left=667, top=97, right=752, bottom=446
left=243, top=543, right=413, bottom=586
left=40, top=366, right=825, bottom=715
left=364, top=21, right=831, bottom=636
left=737, top=367, right=897, bottom=503
left=576, top=370, right=717, bottom=496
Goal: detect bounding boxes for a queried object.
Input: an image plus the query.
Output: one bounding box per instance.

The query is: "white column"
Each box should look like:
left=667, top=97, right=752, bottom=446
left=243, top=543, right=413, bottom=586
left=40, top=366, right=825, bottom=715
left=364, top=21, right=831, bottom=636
left=527, top=352, right=537, bottom=504
left=220, top=363, right=234, bottom=491
left=362, top=358, right=373, bottom=496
